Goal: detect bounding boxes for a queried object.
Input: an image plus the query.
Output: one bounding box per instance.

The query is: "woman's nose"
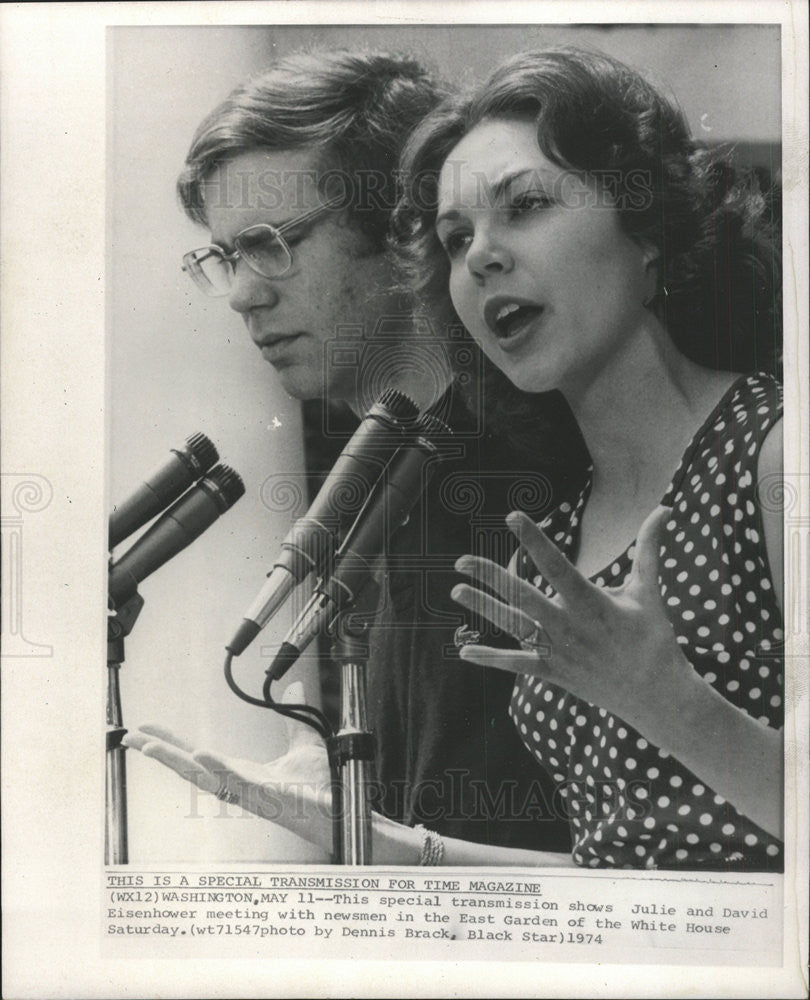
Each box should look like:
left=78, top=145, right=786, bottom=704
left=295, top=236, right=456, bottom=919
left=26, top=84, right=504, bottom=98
left=466, top=228, right=514, bottom=281
left=227, top=259, right=279, bottom=315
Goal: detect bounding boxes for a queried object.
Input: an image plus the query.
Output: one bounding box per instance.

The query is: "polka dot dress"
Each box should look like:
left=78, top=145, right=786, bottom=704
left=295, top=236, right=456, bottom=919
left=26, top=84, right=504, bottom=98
left=510, top=374, right=783, bottom=870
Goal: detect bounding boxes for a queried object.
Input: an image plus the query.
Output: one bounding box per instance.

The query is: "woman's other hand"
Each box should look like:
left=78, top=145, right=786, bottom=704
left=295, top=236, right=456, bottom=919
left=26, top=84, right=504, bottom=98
left=122, top=683, right=334, bottom=853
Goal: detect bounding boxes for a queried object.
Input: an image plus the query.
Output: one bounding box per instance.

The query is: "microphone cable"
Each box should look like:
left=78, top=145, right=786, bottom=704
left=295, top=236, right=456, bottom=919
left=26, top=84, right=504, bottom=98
left=223, top=650, right=342, bottom=863
left=223, top=650, right=332, bottom=739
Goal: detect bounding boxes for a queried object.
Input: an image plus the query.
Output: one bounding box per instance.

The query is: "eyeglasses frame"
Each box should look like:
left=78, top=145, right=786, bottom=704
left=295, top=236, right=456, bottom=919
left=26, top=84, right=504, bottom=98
left=182, top=194, right=346, bottom=295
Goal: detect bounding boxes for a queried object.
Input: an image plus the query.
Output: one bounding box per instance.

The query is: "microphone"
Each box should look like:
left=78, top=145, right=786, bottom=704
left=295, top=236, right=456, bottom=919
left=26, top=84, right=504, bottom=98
left=226, top=388, right=419, bottom=656
left=109, top=464, right=245, bottom=607
left=109, top=432, right=219, bottom=550
left=268, top=413, right=450, bottom=681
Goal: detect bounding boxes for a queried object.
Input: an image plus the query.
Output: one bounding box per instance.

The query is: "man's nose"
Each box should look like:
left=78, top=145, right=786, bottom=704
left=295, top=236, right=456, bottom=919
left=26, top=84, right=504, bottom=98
left=227, top=260, right=280, bottom=315
left=466, top=228, right=514, bottom=282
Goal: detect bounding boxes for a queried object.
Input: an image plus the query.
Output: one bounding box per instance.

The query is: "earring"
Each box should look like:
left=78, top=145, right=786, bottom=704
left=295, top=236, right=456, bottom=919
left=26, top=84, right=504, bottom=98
left=644, top=284, right=669, bottom=309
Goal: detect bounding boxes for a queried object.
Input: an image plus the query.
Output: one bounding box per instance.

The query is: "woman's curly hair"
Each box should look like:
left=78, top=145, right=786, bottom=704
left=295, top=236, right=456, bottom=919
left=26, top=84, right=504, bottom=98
left=392, top=47, right=781, bottom=437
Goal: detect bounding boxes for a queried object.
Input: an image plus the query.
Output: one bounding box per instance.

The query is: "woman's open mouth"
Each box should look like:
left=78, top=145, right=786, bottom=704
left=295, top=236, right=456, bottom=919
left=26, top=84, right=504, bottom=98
left=484, top=298, right=545, bottom=345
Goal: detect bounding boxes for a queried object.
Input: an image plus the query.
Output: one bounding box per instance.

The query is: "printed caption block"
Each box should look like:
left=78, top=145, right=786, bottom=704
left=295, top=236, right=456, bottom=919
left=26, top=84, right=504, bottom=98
left=104, top=868, right=782, bottom=966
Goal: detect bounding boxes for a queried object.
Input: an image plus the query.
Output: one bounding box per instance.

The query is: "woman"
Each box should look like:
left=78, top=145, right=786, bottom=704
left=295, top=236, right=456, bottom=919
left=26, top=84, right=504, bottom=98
left=392, top=46, right=783, bottom=870
left=127, top=48, right=783, bottom=870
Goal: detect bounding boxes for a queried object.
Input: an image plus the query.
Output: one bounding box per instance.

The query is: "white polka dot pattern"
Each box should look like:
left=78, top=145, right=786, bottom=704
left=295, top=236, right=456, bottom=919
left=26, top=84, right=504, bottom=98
left=511, top=374, right=783, bottom=870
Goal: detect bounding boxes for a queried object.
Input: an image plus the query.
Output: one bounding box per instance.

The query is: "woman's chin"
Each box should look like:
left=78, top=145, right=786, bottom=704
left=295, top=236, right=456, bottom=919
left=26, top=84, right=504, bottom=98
left=502, top=365, right=555, bottom=396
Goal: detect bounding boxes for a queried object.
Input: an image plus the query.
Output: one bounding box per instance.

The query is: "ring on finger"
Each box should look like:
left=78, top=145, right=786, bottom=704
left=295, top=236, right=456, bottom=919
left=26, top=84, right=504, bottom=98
left=519, top=619, right=547, bottom=654
left=215, top=782, right=238, bottom=804
left=454, top=623, right=482, bottom=649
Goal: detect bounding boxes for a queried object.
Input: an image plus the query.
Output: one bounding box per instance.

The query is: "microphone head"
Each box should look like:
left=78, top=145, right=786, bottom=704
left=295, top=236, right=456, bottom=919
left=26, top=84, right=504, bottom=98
left=413, top=412, right=454, bottom=440
left=183, top=432, right=219, bottom=473
left=203, top=464, right=246, bottom=510
left=374, top=387, right=419, bottom=422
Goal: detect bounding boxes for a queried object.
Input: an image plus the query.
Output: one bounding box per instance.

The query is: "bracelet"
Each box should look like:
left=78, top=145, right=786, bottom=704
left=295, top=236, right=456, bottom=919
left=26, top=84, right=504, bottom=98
left=415, top=824, right=445, bottom=866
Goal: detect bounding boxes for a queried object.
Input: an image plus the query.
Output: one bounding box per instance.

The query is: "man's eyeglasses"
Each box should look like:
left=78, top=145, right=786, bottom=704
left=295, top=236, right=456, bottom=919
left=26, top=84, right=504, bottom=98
left=182, top=196, right=344, bottom=296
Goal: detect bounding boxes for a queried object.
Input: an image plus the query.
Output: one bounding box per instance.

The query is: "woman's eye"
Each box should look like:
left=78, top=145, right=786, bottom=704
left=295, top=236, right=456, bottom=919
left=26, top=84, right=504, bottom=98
left=441, top=231, right=472, bottom=259
left=509, top=191, right=551, bottom=216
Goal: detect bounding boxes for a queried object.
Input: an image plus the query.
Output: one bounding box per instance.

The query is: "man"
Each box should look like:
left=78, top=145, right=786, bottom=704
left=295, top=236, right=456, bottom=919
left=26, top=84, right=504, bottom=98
left=126, top=49, right=571, bottom=856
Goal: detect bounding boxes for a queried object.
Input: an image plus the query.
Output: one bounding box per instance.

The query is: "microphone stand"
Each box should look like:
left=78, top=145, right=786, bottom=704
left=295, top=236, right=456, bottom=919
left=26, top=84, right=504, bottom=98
left=105, top=591, right=143, bottom=864
left=327, top=611, right=376, bottom=865
left=262, top=419, right=449, bottom=864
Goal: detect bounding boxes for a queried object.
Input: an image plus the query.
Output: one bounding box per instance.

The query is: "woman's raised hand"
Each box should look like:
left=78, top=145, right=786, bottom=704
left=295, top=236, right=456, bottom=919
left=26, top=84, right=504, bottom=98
left=451, top=505, right=695, bottom=740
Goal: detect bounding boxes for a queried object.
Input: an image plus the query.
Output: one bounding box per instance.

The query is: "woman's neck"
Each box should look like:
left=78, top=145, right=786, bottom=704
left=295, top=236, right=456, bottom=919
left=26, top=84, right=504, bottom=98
left=564, top=321, right=737, bottom=497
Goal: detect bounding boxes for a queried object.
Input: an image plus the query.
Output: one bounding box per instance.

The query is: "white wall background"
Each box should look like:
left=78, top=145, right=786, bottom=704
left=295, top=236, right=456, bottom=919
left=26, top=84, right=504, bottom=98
left=109, top=23, right=781, bottom=863
left=109, top=27, right=323, bottom=863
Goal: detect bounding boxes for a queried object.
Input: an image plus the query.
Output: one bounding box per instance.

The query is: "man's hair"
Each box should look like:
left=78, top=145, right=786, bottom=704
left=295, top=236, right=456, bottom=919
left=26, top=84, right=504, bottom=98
left=178, top=49, right=447, bottom=251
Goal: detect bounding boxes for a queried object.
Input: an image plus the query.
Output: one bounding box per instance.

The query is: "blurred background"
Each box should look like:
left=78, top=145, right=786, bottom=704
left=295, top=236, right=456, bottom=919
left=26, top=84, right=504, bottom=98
left=108, top=23, right=781, bottom=863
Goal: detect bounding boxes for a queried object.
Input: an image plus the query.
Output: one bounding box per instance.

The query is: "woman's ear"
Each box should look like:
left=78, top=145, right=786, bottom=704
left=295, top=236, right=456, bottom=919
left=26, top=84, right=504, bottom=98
left=642, top=251, right=660, bottom=309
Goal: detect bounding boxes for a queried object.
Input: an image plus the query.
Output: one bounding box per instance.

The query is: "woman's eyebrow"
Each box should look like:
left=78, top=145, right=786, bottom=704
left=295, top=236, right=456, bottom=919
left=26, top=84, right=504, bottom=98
left=435, top=207, right=461, bottom=228
left=436, top=167, right=550, bottom=225
left=488, top=168, right=538, bottom=203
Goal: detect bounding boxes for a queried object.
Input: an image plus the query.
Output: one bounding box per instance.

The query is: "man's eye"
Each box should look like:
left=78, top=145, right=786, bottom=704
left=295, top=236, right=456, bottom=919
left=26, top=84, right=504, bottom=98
left=238, top=229, right=275, bottom=252
left=280, top=225, right=306, bottom=247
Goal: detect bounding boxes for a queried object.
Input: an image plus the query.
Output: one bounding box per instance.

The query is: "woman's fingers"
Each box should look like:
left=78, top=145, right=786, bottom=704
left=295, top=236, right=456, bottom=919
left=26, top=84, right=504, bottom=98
left=630, top=505, right=672, bottom=590
left=279, top=682, right=327, bottom=750
left=122, top=727, right=224, bottom=794
left=193, top=750, right=246, bottom=781
left=451, top=582, right=552, bottom=650
left=135, top=724, right=196, bottom=754
left=458, top=643, right=548, bottom=678
left=454, top=552, right=563, bottom=632
left=139, top=740, right=220, bottom=794
left=455, top=554, right=529, bottom=607
left=505, top=511, right=592, bottom=604
left=120, top=729, right=155, bottom=752
left=191, top=750, right=301, bottom=792
left=122, top=727, right=201, bottom=775
left=281, top=682, right=304, bottom=705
